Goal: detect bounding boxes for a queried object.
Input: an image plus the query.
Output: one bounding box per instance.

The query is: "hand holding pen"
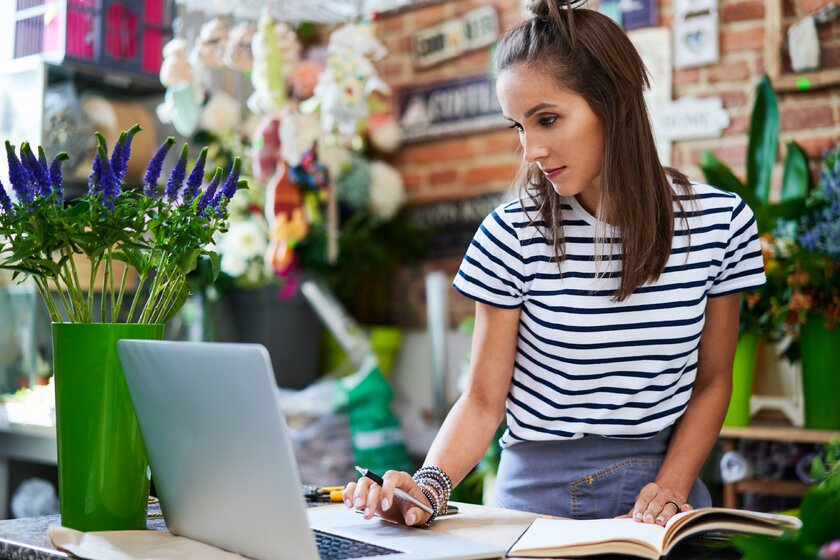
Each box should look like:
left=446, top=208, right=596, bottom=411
left=344, top=467, right=434, bottom=526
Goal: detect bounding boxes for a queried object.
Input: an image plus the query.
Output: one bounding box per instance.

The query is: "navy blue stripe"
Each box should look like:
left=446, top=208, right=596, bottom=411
left=674, top=222, right=729, bottom=236
left=469, top=238, right=526, bottom=282
left=526, top=277, right=711, bottom=298
left=708, top=282, right=766, bottom=297
left=522, top=309, right=703, bottom=349
left=527, top=291, right=706, bottom=315
left=521, top=306, right=705, bottom=334
left=463, top=254, right=520, bottom=293
left=510, top=374, right=694, bottom=410
left=452, top=281, right=521, bottom=309
left=516, top=342, right=699, bottom=381
left=456, top=270, right=519, bottom=299
left=676, top=206, right=730, bottom=218
left=508, top=393, right=690, bottom=426
left=491, top=209, right=518, bottom=240
left=731, top=213, right=756, bottom=241
left=479, top=222, right=523, bottom=264
left=504, top=408, right=577, bottom=438
left=676, top=192, right=733, bottom=200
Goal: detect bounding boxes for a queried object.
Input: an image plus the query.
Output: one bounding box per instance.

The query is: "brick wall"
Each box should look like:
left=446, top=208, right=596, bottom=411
left=377, top=0, right=840, bottom=325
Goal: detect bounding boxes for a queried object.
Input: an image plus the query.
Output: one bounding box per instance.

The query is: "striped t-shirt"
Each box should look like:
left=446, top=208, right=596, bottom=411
left=452, top=182, right=766, bottom=446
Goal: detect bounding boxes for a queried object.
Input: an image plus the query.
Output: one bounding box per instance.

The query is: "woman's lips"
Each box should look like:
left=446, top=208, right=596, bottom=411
left=542, top=166, right=567, bottom=180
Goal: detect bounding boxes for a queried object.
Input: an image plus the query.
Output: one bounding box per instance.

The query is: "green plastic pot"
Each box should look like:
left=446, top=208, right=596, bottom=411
left=800, top=315, right=840, bottom=430
left=723, top=332, right=759, bottom=427
left=52, top=322, right=164, bottom=531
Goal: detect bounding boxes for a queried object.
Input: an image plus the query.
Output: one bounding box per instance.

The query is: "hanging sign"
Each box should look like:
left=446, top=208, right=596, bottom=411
left=397, top=74, right=507, bottom=142
left=654, top=97, right=730, bottom=140
left=411, top=192, right=509, bottom=257
left=412, top=5, right=500, bottom=69
left=673, top=0, right=720, bottom=69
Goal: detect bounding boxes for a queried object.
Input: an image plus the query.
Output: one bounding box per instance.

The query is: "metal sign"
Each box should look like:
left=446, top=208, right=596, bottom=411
left=411, top=192, right=509, bottom=257
left=412, top=5, right=499, bottom=69
left=397, top=74, right=507, bottom=142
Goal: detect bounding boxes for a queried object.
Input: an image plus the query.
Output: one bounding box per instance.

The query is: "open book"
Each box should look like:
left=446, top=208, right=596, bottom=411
left=508, top=507, right=801, bottom=559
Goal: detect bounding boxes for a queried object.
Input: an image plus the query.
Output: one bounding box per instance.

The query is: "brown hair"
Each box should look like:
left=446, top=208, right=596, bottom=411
left=495, top=0, right=692, bottom=301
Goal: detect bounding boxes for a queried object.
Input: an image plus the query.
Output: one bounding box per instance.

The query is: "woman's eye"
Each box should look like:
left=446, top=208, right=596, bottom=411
left=508, top=123, right=524, bottom=132
left=539, top=116, right=558, bottom=127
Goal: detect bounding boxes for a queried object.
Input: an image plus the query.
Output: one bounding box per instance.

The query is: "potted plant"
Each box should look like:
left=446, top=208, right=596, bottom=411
left=0, top=126, right=244, bottom=531
left=700, top=75, right=811, bottom=426
left=772, top=142, right=840, bottom=430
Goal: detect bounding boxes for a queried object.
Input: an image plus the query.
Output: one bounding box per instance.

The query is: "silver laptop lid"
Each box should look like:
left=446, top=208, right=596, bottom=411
left=118, top=340, right=319, bottom=560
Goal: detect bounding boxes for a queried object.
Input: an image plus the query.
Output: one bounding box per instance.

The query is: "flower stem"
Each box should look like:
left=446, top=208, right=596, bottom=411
left=34, top=277, right=62, bottom=323
left=113, top=261, right=130, bottom=323
left=127, top=273, right=147, bottom=323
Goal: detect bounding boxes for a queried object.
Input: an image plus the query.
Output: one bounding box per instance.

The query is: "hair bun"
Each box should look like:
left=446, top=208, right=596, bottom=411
left=527, top=0, right=588, bottom=18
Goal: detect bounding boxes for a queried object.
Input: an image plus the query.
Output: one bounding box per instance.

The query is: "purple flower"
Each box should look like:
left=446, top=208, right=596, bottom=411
left=49, top=152, right=69, bottom=201
left=164, top=144, right=189, bottom=200
left=97, top=146, right=120, bottom=210
left=183, top=147, right=209, bottom=202
left=219, top=157, right=242, bottom=201
left=0, top=178, right=13, bottom=214
left=5, top=141, right=32, bottom=204
left=20, top=143, right=51, bottom=196
left=110, top=124, right=141, bottom=181
left=88, top=151, right=102, bottom=194
left=196, top=169, right=223, bottom=216
left=144, top=137, right=176, bottom=195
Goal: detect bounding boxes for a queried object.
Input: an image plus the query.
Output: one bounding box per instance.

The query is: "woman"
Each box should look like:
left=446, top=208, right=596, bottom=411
left=345, top=0, right=765, bottom=527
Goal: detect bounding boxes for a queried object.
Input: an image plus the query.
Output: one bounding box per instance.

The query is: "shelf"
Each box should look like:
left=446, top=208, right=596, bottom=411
left=735, top=479, right=811, bottom=499
left=720, top=425, right=839, bottom=444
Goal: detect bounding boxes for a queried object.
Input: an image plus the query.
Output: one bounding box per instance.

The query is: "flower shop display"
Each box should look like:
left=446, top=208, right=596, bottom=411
left=0, top=126, right=244, bottom=531
left=771, top=142, right=840, bottom=430
left=700, top=75, right=811, bottom=427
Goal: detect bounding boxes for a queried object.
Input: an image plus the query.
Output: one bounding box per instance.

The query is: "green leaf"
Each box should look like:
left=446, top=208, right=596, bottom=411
left=746, top=75, right=780, bottom=204
left=160, top=281, right=190, bottom=324
left=67, top=200, right=90, bottom=217
left=780, top=141, right=810, bottom=201
left=765, top=197, right=807, bottom=222
left=176, top=248, right=200, bottom=275
left=798, top=485, right=840, bottom=548
left=700, top=150, right=760, bottom=209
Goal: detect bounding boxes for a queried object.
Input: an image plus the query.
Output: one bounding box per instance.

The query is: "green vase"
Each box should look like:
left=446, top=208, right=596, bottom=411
left=723, top=332, right=759, bottom=427
left=321, top=326, right=403, bottom=378
left=800, top=315, right=840, bottom=430
left=52, top=322, right=164, bottom=531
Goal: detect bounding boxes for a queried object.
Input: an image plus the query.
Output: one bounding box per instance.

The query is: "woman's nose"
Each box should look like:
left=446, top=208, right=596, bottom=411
left=522, top=136, right=549, bottom=164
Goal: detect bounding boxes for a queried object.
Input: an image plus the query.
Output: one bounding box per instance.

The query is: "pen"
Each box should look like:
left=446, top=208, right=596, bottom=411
left=355, top=466, right=434, bottom=515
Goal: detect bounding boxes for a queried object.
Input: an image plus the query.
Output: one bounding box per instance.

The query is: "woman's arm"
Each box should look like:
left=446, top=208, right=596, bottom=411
left=345, top=301, right=521, bottom=525
left=631, top=292, right=740, bottom=525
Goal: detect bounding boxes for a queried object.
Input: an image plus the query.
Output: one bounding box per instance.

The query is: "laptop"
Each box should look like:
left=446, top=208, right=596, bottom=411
left=117, top=340, right=505, bottom=560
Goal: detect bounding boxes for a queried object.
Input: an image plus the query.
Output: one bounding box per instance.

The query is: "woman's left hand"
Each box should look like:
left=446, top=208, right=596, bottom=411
left=625, top=483, right=692, bottom=526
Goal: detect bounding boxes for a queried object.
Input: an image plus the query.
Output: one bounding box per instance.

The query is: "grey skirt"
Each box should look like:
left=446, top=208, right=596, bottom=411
left=494, top=428, right=712, bottom=519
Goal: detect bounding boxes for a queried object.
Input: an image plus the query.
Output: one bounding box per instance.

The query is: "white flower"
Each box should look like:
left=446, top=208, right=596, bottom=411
left=217, top=218, right=269, bottom=280
left=368, top=160, right=405, bottom=220
left=200, top=91, right=242, bottom=135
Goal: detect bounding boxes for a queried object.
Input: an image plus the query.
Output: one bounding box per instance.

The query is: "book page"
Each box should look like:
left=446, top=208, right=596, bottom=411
left=509, top=517, right=666, bottom=557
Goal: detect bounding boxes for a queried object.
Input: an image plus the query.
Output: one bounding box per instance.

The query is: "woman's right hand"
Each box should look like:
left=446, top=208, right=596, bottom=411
left=343, top=470, right=433, bottom=526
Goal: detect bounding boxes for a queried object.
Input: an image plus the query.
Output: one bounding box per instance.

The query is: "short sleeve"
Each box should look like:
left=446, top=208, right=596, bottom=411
left=452, top=205, right=526, bottom=308
left=708, top=196, right=766, bottom=297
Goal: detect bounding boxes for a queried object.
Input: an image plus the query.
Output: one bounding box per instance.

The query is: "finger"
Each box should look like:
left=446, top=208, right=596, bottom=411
left=681, top=503, right=693, bottom=512
left=632, top=483, right=659, bottom=522
left=364, top=484, right=381, bottom=520
left=343, top=482, right=356, bottom=508
left=352, top=478, right=374, bottom=510
left=643, top=495, right=668, bottom=524
left=404, top=506, right=428, bottom=527
left=380, top=470, right=403, bottom=511
left=654, top=501, right=680, bottom=526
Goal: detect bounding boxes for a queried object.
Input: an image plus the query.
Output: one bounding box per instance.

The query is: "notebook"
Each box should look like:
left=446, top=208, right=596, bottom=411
left=117, top=340, right=504, bottom=560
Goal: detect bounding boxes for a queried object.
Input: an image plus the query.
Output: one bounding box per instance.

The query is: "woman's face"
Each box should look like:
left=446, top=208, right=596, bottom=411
left=496, top=63, right=605, bottom=213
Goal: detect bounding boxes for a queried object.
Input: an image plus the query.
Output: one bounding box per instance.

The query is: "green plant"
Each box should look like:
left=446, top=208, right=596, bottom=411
left=734, top=438, right=840, bottom=559
left=700, top=75, right=811, bottom=342
left=0, top=126, right=245, bottom=324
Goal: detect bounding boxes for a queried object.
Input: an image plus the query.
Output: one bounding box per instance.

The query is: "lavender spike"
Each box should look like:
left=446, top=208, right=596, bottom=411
left=97, top=145, right=119, bottom=210
left=109, top=131, right=127, bottom=181
left=183, top=147, right=208, bottom=202
left=219, top=157, right=242, bottom=200
left=196, top=168, right=223, bottom=216
left=88, top=151, right=102, bottom=194
left=0, top=178, right=13, bottom=214
left=20, top=143, right=51, bottom=197
left=116, top=124, right=141, bottom=180
left=144, top=137, right=175, bottom=195
left=164, top=144, right=189, bottom=200
left=5, top=141, right=32, bottom=204
left=49, top=152, right=69, bottom=201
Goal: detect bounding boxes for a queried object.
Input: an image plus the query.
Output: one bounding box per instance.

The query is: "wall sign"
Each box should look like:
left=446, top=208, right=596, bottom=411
left=621, top=0, right=658, bottom=30
left=411, top=192, right=509, bottom=257
left=673, top=0, right=719, bottom=69
left=654, top=97, right=729, bottom=141
left=397, top=74, right=507, bottom=142
left=412, top=5, right=499, bottom=69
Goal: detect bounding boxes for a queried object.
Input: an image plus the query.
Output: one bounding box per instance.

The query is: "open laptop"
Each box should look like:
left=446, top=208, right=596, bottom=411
left=117, top=340, right=505, bottom=560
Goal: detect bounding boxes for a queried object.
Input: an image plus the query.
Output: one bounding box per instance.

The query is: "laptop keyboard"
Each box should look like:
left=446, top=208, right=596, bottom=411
left=314, top=529, right=401, bottom=559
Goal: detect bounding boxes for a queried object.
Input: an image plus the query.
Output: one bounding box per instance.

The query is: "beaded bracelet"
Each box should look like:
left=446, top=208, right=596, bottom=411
left=412, top=465, right=453, bottom=525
